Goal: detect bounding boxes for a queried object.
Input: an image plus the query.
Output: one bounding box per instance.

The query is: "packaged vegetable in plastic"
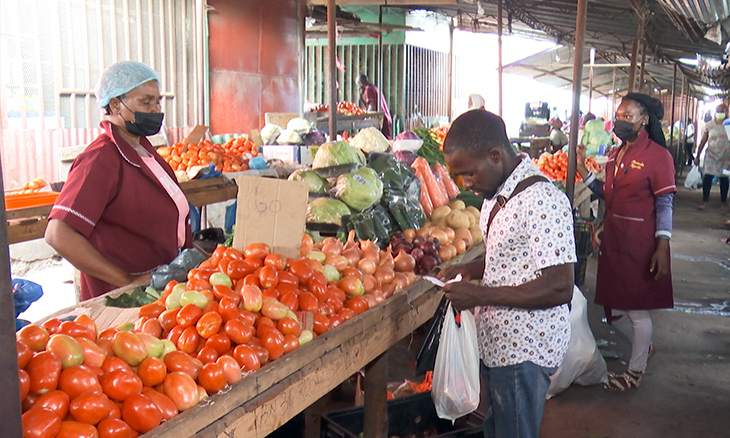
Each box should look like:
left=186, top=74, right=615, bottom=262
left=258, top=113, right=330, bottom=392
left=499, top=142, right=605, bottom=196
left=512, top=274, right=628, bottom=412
left=412, top=157, right=449, bottom=209
left=383, top=191, right=426, bottom=231
left=260, top=124, right=282, bottom=145
left=332, top=167, right=384, bottom=211
left=415, top=167, right=434, bottom=217
left=432, top=304, right=480, bottom=422
left=394, top=150, right=419, bottom=166
left=392, top=130, right=424, bottom=152
left=350, top=127, right=390, bottom=153
left=306, top=197, right=352, bottom=225
left=433, top=162, right=461, bottom=199
left=312, top=141, right=367, bottom=169
left=288, top=169, right=328, bottom=194
left=368, top=152, right=416, bottom=191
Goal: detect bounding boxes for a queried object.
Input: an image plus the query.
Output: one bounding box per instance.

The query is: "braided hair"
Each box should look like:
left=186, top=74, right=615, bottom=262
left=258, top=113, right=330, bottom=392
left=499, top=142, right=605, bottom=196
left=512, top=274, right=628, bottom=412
left=622, top=92, right=667, bottom=148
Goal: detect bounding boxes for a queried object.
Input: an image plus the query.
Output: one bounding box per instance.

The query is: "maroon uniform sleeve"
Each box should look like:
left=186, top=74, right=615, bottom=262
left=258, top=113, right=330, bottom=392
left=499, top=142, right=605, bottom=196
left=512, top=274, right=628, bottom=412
left=649, top=146, right=677, bottom=197
left=363, top=85, right=378, bottom=109
left=49, top=142, right=121, bottom=237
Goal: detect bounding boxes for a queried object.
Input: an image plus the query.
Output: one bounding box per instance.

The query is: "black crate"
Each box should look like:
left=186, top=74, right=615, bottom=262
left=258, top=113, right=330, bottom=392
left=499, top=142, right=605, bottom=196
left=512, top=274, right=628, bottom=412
left=321, top=391, right=484, bottom=438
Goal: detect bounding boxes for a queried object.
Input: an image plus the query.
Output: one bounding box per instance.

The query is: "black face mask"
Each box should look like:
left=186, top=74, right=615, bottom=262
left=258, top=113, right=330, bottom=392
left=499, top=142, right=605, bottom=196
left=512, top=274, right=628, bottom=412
left=120, top=101, right=164, bottom=137
left=613, top=120, right=642, bottom=142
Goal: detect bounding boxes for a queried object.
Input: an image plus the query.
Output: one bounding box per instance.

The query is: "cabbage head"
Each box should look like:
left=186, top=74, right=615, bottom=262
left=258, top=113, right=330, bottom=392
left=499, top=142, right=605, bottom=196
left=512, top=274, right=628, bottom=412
left=307, top=197, right=351, bottom=225
left=333, top=167, right=383, bottom=211
left=312, top=141, right=366, bottom=169
left=288, top=169, right=327, bottom=194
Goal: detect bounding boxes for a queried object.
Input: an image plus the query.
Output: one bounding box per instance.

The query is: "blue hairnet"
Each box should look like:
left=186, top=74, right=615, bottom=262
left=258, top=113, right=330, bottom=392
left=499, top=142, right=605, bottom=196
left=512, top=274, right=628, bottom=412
left=95, top=61, right=161, bottom=107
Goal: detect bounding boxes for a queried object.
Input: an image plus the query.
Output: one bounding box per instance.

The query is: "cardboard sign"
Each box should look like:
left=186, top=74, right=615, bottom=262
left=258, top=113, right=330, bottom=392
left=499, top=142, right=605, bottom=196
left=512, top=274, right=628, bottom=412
left=232, top=176, right=308, bottom=259
left=182, top=125, right=209, bottom=150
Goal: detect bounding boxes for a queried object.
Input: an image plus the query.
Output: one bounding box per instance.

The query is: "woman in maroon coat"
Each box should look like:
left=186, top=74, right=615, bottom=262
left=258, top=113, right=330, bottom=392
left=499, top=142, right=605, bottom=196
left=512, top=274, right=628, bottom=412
left=577, top=93, right=676, bottom=392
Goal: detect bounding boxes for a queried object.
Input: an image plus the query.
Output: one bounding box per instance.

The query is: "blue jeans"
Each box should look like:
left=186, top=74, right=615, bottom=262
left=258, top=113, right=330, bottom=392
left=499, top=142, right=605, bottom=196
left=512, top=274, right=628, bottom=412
left=481, top=361, right=556, bottom=438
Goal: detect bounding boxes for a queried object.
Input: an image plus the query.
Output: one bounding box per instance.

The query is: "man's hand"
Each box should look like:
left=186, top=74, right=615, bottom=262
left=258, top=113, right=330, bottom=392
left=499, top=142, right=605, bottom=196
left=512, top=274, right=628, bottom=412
left=130, top=272, right=152, bottom=287
left=650, top=239, right=670, bottom=280
left=442, top=281, right=485, bottom=311
left=437, top=259, right=484, bottom=282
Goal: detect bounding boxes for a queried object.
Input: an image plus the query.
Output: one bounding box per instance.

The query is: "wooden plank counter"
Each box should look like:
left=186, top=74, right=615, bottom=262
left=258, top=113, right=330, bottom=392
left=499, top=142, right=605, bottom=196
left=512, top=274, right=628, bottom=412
left=40, top=244, right=485, bottom=438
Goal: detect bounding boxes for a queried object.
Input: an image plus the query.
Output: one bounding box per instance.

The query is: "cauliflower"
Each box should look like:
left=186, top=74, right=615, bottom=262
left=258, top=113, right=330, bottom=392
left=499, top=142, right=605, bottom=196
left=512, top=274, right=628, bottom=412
left=349, top=127, right=390, bottom=153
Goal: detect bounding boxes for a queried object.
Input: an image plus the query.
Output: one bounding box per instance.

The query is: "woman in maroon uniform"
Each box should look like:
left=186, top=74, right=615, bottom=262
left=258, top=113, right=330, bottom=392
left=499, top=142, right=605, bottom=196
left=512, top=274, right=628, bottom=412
left=577, top=93, right=676, bottom=392
left=45, top=61, right=192, bottom=301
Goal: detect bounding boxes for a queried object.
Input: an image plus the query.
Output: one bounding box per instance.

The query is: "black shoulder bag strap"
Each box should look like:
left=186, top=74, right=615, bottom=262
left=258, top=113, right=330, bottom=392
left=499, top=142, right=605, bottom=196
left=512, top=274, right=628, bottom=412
left=486, top=175, right=550, bottom=239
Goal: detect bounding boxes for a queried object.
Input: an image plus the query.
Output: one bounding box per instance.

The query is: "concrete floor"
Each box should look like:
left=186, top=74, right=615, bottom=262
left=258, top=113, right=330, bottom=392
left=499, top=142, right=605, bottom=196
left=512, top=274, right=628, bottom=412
left=384, top=173, right=730, bottom=438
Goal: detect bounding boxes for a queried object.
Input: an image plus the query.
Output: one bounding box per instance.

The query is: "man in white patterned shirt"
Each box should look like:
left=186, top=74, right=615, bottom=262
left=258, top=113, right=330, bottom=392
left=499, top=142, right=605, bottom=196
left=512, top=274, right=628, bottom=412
left=439, top=110, right=575, bottom=438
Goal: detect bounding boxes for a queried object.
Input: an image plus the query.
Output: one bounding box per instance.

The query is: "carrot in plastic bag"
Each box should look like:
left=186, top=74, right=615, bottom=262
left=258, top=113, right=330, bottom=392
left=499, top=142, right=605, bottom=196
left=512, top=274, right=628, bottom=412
left=412, top=157, right=449, bottom=208
left=414, top=166, right=434, bottom=216
left=434, top=162, right=461, bottom=199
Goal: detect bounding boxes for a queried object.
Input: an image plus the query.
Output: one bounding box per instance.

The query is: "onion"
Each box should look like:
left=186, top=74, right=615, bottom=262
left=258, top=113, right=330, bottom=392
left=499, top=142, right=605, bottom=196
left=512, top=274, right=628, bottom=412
left=321, top=237, right=342, bottom=255
left=374, top=266, right=395, bottom=285
left=393, top=250, right=416, bottom=273
left=419, top=255, right=439, bottom=273
left=363, top=293, right=379, bottom=309
left=343, top=230, right=358, bottom=251
left=404, top=271, right=419, bottom=284
left=403, top=229, right=416, bottom=242
left=438, top=246, right=452, bottom=262
left=361, top=274, right=378, bottom=294
left=372, top=291, right=386, bottom=303
left=443, top=227, right=456, bottom=241
left=455, top=228, right=473, bottom=247
left=416, top=227, right=432, bottom=238
left=381, top=281, right=397, bottom=298
left=430, top=229, right=449, bottom=246
left=392, top=272, right=409, bottom=292
left=412, top=236, right=425, bottom=246
left=325, top=254, right=349, bottom=271
left=392, top=241, right=413, bottom=255
left=410, top=248, right=424, bottom=262
left=360, top=240, right=380, bottom=262
left=342, top=247, right=362, bottom=267
left=453, top=238, right=467, bottom=255
left=301, top=233, right=314, bottom=257
left=378, top=251, right=394, bottom=270
left=357, top=258, right=378, bottom=275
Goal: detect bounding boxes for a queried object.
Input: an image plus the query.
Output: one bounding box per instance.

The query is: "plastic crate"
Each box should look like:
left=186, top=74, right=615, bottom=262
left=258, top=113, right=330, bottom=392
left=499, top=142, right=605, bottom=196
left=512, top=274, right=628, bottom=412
left=321, top=391, right=483, bottom=438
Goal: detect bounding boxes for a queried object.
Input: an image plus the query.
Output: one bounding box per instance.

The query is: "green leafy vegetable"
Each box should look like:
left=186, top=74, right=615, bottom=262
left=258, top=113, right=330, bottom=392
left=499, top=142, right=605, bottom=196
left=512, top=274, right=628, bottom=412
left=288, top=169, right=327, bottom=194
left=333, top=167, right=384, bottom=211
left=413, top=127, right=445, bottom=165
left=307, top=197, right=352, bottom=225
left=312, top=141, right=366, bottom=169
left=105, top=286, right=160, bottom=308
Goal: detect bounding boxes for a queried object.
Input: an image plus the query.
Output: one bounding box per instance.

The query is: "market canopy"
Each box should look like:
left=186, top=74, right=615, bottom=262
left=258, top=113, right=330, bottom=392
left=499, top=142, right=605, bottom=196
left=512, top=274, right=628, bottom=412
left=307, top=0, right=729, bottom=95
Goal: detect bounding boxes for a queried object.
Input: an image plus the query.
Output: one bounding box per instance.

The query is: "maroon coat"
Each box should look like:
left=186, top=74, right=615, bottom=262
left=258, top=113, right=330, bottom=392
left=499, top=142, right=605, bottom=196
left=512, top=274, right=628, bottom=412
left=595, top=130, right=676, bottom=310
left=49, top=121, right=192, bottom=300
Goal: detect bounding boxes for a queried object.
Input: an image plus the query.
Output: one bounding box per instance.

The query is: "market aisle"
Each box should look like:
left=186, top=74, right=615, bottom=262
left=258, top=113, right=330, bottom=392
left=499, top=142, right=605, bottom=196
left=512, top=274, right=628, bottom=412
left=539, top=177, right=730, bottom=437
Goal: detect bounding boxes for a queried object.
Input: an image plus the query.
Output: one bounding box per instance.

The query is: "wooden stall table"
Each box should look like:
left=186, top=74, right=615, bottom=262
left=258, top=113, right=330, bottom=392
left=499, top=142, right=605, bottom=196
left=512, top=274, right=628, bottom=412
left=309, top=112, right=384, bottom=134
left=39, top=243, right=485, bottom=438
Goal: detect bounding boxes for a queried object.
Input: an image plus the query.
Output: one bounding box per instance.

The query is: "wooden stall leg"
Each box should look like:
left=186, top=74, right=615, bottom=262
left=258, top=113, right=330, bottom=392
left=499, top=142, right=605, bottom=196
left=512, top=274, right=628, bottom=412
left=363, top=352, right=388, bottom=438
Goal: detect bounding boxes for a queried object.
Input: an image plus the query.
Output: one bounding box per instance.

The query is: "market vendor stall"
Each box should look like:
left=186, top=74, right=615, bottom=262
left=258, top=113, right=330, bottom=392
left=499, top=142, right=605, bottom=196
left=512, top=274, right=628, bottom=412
left=35, top=243, right=483, bottom=438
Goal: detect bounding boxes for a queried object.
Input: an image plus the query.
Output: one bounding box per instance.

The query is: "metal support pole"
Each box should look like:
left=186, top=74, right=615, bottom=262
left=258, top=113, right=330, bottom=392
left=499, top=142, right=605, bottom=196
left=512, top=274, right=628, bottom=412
left=363, top=352, right=388, bottom=438
left=588, top=48, right=595, bottom=113
left=566, top=0, right=588, bottom=205
left=297, top=0, right=306, bottom=116
left=447, top=20, right=454, bottom=120
left=327, top=0, right=337, bottom=138
left=0, top=155, right=22, bottom=437
left=628, top=18, right=645, bottom=93
left=669, top=64, right=678, bottom=155
left=497, top=0, right=504, bottom=116
left=377, top=6, right=383, bottom=113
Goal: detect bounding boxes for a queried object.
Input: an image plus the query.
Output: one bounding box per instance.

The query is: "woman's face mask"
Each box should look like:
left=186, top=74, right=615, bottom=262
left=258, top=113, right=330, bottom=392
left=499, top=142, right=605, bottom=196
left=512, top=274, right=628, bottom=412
left=120, top=100, right=164, bottom=137
left=716, top=112, right=727, bottom=121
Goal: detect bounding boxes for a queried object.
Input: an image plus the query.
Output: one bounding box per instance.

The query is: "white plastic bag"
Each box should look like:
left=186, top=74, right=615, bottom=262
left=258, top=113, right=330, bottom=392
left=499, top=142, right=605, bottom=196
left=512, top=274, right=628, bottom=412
left=432, top=303, right=480, bottom=421
left=684, top=165, right=702, bottom=190
left=547, top=286, right=607, bottom=399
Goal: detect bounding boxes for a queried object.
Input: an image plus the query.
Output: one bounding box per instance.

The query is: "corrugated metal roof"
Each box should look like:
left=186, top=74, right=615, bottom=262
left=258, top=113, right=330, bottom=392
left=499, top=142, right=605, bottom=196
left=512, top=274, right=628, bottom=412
left=658, top=0, right=730, bottom=25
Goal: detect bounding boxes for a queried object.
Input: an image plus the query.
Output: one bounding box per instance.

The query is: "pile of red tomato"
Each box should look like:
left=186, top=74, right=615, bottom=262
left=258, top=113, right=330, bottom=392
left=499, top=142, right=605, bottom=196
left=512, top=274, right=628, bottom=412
left=16, top=238, right=418, bottom=438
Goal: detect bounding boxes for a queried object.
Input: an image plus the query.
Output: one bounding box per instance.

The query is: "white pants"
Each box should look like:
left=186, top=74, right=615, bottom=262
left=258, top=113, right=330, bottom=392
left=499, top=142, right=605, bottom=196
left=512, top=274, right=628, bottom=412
left=611, top=310, right=653, bottom=372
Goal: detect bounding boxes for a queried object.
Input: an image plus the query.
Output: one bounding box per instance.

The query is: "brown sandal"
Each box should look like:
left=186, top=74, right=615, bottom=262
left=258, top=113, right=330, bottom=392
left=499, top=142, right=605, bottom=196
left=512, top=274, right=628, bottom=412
left=604, top=369, right=643, bottom=392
